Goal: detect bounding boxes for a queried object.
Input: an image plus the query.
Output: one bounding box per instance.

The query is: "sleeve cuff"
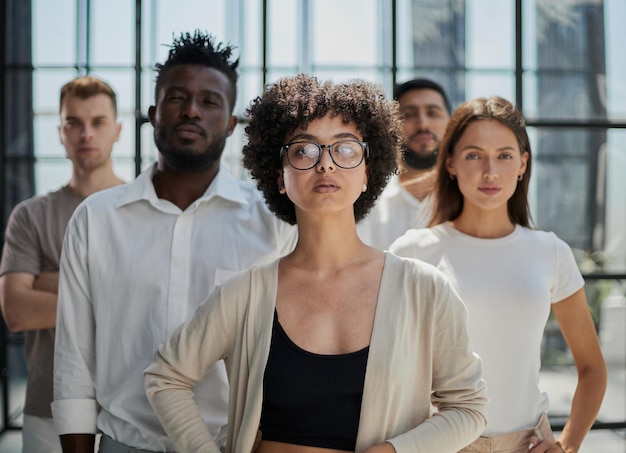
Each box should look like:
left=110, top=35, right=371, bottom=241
left=51, top=399, right=98, bottom=435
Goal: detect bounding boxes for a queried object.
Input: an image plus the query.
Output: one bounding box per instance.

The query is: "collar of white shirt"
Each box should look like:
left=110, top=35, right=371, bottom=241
left=115, top=163, right=252, bottom=212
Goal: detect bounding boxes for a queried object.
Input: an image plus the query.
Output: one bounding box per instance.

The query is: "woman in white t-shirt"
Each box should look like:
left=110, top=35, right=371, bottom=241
left=390, top=96, right=607, bottom=453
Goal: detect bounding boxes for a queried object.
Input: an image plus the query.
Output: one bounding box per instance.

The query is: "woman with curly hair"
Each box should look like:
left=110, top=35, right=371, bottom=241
left=145, top=74, right=487, bottom=453
left=390, top=96, right=606, bottom=452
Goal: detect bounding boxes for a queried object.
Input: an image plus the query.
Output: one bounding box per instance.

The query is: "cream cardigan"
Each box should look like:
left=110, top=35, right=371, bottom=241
left=145, top=253, right=487, bottom=453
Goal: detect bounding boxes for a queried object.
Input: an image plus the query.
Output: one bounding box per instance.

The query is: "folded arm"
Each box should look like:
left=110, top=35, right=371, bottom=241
left=0, top=271, right=58, bottom=331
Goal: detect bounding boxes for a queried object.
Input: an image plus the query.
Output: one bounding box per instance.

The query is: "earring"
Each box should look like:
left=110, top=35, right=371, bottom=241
left=449, top=174, right=456, bottom=180
left=363, top=184, right=367, bottom=192
left=518, top=174, right=523, bottom=181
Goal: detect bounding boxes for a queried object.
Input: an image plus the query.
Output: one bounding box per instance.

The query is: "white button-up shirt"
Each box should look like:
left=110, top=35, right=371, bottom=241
left=52, top=164, right=296, bottom=451
left=358, top=177, right=434, bottom=250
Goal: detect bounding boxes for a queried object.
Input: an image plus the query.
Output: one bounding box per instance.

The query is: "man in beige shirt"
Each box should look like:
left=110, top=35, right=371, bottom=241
left=0, top=76, right=124, bottom=453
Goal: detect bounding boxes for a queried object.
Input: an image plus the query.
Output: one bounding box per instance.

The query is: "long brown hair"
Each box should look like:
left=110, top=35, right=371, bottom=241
left=430, top=96, right=533, bottom=227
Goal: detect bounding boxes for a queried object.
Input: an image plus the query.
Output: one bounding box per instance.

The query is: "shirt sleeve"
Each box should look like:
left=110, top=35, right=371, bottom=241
left=388, top=228, right=423, bottom=258
left=388, top=271, right=488, bottom=452
left=551, top=233, right=585, bottom=303
left=51, top=206, right=99, bottom=434
left=144, top=283, right=238, bottom=453
left=0, top=202, right=41, bottom=276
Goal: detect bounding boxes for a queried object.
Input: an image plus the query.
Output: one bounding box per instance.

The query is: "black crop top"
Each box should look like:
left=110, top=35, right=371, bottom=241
left=260, top=311, right=369, bottom=451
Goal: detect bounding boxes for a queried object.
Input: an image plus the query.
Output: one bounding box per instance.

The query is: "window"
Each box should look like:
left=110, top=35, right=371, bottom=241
left=1, top=0, right=624, bottom=442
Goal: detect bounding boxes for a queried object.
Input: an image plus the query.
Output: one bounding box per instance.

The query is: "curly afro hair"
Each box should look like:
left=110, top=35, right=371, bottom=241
left=243, top=74, right=403, bottom=225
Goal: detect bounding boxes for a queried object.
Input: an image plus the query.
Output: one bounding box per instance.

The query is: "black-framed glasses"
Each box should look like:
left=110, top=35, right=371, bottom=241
left=280, top=140, right=369, bottom=170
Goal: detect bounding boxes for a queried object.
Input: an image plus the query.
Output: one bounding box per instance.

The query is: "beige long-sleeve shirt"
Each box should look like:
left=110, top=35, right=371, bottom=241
left=145, top=253, right=488, bottom=453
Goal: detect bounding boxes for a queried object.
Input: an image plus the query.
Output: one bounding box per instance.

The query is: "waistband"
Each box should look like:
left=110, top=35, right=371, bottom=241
left=99, top=434, right=175, bottom=453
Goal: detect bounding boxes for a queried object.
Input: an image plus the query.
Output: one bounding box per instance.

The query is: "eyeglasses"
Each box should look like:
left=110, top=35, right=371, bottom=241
left=280, top=140, right=369, bottom=170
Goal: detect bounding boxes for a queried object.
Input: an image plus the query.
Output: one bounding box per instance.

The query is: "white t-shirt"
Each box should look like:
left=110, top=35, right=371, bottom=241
left=389, top=222, right=584, bottom=435
left=358, top=177, right=433, bottom=250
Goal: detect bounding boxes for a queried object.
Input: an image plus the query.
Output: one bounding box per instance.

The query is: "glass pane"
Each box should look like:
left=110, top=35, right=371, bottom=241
left=396, top=1, right=466, bottom=109
left=7, top=338, right=26, bottom=427
left=238, top=71, right=263, bottom=118
left=112, top=158, right=138, bottom=182
left=597, top=279, right=626, bottom=371
left=311, top=69, right=382, bottom=85
left=522, top=71, right=538, bottom=119
left=522, top=0, right=537, bottom=71
left=402, top=0, right=465, bottom=71
left=465, top=72, right=514, bottom=101
left=523, top=70, right=607, bottom=121
left=265, top=70, right=301, bottom=87
left=240, top=0, right=261, bottom=67
left=141, top=0, right=158, bottom=68
left=33, top=69, right=80, bottom=113
left=146, top=0, right=227, bottom=67
left=34, top=160, right=72, bottom=194
left=268, top=0, right=298, bottom=67
left=605, top=0, right=626, bottom=120
left=533, top=2, right=602, bottom=71
left=522, top=1, right=608, bottom=121
left=395, top=0, right=414, bottom=70
left=604, top=129, right=626, bottom=272
left=32, top=0, right=76, bottom=65
left=529, top=127, right=601, bottom=251
left=34, top=115, right=64, bottom=158
left=90, top=0, right=134, bottom=66
left=142, top=69, right=157, bottom=114
left=115, top=113, right=136, bottom=159
left=466, top=0, right=513, bottom=69
left=311, top=0, right=378, bottom=66
left=222, top=123, right=249, bottom=181
left=89, top=69, right=135, bottom=113
left=140, top=121, right=158, bottom=172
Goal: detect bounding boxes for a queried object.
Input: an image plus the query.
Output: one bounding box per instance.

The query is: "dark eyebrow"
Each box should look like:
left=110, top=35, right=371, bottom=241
left=165, top=85, right=225, bottom=99
left=400, top=104, right=445, bottom=111
left=459, top=145, right=517, bottom=152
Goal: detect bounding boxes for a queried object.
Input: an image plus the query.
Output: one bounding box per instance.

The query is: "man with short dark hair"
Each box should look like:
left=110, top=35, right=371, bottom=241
left=0, top=75, right=125, bottom=453
left=358, top=78, right=451, bottom=249
left=52, top=31, right=296, bottom=453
